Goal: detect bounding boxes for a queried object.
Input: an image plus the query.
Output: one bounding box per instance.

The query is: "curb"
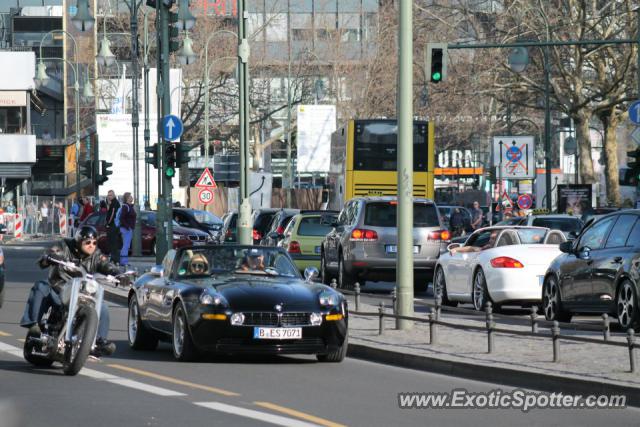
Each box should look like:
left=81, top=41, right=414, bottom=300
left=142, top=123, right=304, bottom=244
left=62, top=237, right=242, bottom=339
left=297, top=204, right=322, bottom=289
left=347, top=343, right=640, bottom=407
left=103, top=287, right=640, bottom=406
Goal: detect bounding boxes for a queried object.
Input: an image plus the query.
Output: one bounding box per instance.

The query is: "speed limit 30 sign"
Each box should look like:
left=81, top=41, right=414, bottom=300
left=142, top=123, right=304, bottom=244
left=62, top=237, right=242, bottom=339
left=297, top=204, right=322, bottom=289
left=198, top=188, right=214, bottom=205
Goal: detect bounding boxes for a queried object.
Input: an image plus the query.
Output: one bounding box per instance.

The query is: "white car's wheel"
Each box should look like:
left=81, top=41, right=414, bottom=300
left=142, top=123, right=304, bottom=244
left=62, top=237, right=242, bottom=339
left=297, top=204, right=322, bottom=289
left=472, top=269, right=491, bottom=311
left=434, top=267, right=457, bottom=307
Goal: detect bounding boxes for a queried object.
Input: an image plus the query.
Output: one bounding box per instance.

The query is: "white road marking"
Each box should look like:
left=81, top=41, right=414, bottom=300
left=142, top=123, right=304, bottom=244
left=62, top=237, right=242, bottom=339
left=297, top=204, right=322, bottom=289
left=194, top=402, right=321, bottom=427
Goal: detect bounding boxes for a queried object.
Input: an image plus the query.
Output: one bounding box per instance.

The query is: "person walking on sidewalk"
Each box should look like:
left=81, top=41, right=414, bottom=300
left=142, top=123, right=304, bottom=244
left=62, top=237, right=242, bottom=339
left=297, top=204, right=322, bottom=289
left=80, top=197, right=93, bottom=222
left=105, top=190, right=121, bottom=265
left=119, top=192, right=136, bottom=267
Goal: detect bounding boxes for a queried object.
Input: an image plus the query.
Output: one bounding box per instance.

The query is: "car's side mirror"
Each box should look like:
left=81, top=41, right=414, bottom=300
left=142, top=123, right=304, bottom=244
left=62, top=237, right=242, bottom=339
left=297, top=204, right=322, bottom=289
left=150, top=265, right=164, bottom=277
left=304, top=266, right=320, bottom=282
left=568, top=231, right=578, bottom=240
left=268, top=231, right=283, bottom=240
left=447, top=243, right=462, bottom=252
left=559, top=241, right=573, bottom=254
left=577, top=246, right=592, bottom=260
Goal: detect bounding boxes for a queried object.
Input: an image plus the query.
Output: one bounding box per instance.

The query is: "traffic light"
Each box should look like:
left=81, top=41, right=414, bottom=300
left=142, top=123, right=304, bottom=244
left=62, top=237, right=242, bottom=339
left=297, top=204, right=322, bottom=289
left=165, top=143, right=177, bottom=178
left=96, top=160, right=113, bottom=185
left=425, top=43, right=448, bottom=83
left=176, top=143, right=191, bottom=166
left=145, top=0, right=174, bottom=8
left=145, top=143, right=159, bottom=169
left=627, top=148, right=640, bottom=186
left=168, top=10, right=180, bottom=53
left=80, top=160, right=93, bottom=179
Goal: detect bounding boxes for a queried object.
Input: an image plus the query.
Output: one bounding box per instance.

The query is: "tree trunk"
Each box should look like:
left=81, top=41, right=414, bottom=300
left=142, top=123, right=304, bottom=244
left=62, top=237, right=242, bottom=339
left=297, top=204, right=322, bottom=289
left=599, top=108, right=621, bottom=207
left=573, top=112, right=595, bottom=184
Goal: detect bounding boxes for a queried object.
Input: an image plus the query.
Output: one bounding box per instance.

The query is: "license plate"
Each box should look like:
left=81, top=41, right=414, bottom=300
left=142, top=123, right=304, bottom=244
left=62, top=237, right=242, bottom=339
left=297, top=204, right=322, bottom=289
left=193, top=241, right=205, bottom=246
left=253, top=327, right=302, bottom=340
left=386, top=245, right=419, bottom=254
left=538, top=275, right=544, bottom=286
left=314, top=246, right=321, bottom=254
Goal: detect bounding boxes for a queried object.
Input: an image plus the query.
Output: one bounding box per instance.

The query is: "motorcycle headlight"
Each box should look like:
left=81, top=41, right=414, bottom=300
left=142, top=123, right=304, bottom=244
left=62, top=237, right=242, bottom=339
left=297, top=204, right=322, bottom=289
left=83, top=280, right=98, bottom=295
left=230, top=313, right=245, bottom=326
left=200, top=291, right=226, bottom=306
left=319, top=290, right=339, bottom=307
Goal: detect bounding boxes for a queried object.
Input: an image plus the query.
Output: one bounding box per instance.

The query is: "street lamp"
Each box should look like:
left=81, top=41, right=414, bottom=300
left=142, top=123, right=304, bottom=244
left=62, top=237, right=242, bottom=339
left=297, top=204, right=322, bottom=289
left=177, top=0, right=196, bottom=31
left=96, top=35, right=116, bottom=67
left=82, top=69, right=95, bottom=100
left=71, top=0, right=95, bottom=32
left=177, top=32, right=197, bottom=65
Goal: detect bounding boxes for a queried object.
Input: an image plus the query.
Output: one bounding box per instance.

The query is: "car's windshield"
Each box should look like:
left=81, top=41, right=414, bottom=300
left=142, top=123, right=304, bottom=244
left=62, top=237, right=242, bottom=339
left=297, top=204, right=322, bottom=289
left=174, top=246, right=301, bottom=279
left=193, top=210, right=222, bottom=227
left=516, top=228, right=547, bottom=244
left=531, top=217, right=582, bottom=233
left=364, top=202, right=439, bottom=227
left=142, top=212, right=179, bottom=227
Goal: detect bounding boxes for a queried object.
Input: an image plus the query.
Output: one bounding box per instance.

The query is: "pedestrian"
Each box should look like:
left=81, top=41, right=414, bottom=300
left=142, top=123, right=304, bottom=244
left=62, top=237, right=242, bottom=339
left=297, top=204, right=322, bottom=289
left=119, top=192, right=136, bottom=267
left=80, top=197, right=93, bottom=222
left=105, top=190, right=121, bottom=265
left=470, top=201, right=483, bottom=230
left=39, top=201, right=49, bottom=234
left=70, top=198, right=81, bottom=235
left=449, top=208, right=465, bottom=237
left=99, top=200, right=108, bottom=213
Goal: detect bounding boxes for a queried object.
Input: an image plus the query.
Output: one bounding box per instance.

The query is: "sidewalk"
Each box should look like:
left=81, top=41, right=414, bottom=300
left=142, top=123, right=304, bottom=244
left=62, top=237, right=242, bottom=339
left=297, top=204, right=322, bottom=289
left=100, top=267, right=640, bottom=405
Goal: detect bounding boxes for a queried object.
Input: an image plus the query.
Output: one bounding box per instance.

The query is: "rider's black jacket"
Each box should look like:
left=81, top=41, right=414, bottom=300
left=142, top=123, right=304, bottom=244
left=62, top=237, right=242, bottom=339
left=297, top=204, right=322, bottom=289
left=38, top=239, right=121, bottom=292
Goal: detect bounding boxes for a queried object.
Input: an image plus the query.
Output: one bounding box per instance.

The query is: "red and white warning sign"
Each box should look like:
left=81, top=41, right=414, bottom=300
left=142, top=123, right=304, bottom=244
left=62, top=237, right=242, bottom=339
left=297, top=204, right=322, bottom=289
left=198, top=188, right=214, bottom=205
left=195, top=168, right=217, bottom=189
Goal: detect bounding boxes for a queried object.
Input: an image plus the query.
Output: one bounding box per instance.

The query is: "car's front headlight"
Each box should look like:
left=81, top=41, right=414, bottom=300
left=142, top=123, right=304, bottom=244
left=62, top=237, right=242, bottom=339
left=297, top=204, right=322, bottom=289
left=319, top=290, right=339, bottom=306
left=172, top=234, right=181, bottom=240
left=199, top=291, right=226, bottom=306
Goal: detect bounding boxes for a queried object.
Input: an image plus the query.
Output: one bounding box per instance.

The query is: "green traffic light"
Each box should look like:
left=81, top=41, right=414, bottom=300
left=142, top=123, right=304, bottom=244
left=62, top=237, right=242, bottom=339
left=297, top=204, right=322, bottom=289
left=165, top=167, right=175, bottom=178
left=432, top=72, right=441, bottom=81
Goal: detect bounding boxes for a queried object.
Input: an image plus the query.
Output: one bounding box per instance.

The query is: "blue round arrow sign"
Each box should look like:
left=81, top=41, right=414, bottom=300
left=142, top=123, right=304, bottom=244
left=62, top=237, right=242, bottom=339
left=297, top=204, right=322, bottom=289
left=162, top=114, right=183, bottom=141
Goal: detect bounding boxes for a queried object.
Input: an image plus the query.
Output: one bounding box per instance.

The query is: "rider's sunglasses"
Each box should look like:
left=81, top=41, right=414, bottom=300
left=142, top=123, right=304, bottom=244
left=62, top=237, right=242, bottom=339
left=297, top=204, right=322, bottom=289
left=192, top=262, right=206, bottom=270
left=82, top=239, right=97, bottom=246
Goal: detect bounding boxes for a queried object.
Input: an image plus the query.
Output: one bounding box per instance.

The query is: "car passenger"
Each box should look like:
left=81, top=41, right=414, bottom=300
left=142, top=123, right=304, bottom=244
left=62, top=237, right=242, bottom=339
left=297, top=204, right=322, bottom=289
left=238, top=249, right=266, bottom=271
left=451, top=230, right=499, bottom=254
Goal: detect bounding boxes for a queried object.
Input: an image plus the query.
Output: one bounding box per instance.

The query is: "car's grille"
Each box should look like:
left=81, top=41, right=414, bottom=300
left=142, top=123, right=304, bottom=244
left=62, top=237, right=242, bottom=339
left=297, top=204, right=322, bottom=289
left=216, top=337, right=325, bottom=354
left=189, top=235, right=207, bottom=241
left=354, top=183, right=427, bottom=197
left=242, top=312, right=311, bottom=326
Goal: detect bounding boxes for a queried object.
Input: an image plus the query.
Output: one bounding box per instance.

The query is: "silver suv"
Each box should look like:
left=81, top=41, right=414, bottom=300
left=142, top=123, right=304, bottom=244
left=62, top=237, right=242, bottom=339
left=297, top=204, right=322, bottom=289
left=320, top=197, right=449, bottom=291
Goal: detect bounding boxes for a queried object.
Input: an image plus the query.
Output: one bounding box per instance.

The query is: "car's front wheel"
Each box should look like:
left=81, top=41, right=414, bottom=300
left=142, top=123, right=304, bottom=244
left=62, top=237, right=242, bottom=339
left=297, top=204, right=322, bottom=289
left=317, top=334, right=348, bottom=363
left=172, top=305, right=198, bottom=362
left=616, top=280, right=639, bottom=330
left=542, top=275, right=572, bottom=323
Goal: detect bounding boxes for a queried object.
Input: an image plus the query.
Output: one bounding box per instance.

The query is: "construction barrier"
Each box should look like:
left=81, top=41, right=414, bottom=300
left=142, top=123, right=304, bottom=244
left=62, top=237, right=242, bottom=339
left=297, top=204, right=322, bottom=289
left=14, top=214, right=23, bottom=239
left=59, top=213, right=67, bottom=237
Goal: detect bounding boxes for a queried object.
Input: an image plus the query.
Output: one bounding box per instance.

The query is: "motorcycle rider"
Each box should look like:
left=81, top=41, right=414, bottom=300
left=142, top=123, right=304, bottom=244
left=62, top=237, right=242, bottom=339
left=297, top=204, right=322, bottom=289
left=20, top=225, right=122, bottom=356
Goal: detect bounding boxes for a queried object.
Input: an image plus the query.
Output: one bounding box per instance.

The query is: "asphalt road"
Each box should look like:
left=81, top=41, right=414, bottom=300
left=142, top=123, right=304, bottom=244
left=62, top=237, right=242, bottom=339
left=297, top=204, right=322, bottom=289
left=0, top=245, right=638, bottom=427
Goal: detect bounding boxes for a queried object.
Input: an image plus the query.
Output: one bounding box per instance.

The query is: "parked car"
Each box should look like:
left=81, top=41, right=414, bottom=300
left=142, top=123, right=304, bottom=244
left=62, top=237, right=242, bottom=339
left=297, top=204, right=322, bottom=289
left=127, top=245, right=348, bottom=362
left=172, top=208, right=223, bottom=241
left=251, top=209, right=279, bottom=244
left=260, top=208, right=300, bottom=246
left=218, top=211, right=237, bottom=243
left=80, top=211, right=211, bottom=255
left=496, top=214, right=584, bottom=239
left=279, top=211, right=339, bottom=273
left=542, top=210, right=640, bottom=329
left=435, top=226, right=566, bottom=310
left=437, top=205, right=473, bottom=234
left=320, top=197, right=449, bottom=292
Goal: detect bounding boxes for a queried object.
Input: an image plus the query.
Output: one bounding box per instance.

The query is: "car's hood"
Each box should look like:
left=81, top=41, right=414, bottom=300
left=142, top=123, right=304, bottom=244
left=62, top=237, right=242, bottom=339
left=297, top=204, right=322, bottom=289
left=174, top=225, right=210, bottom=236
left=199, top=275, right=328, bottom=311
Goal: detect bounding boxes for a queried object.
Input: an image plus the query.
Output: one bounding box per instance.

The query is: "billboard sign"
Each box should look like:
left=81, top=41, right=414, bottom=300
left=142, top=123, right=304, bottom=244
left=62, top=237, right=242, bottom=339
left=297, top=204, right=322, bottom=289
left=296, top=105, right=336, bottom=173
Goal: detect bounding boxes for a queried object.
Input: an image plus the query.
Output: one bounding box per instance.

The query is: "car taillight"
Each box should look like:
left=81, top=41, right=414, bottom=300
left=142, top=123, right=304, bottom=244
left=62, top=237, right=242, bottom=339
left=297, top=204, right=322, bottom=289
left=429, top=230, right=451, bottom=241
left=252, top=229, right=262, bottom=241
left=225, top=229, right=232, bottom=237
left=490, top=257, right=524, bottom=268
left=276, top=225, right=285, bottom=234
left=351, top=229, right=378, bottom=241
left=288, top=241, right=301, bottom=253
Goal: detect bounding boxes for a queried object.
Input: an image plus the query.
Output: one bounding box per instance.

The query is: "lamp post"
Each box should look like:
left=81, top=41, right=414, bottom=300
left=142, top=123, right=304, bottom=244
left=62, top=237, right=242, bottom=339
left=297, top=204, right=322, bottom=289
left=237, top=0, right=252, bottom=245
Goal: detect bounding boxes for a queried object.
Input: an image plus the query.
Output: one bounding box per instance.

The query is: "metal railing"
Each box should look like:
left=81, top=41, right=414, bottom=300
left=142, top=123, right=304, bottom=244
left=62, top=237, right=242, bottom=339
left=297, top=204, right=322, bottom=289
left=337, top=280, right=638, bottom=374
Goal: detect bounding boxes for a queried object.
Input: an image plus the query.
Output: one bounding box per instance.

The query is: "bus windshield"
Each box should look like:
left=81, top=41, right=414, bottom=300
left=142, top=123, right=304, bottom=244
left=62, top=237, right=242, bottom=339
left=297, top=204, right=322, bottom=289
left=353, top=121, right=428, bottom=172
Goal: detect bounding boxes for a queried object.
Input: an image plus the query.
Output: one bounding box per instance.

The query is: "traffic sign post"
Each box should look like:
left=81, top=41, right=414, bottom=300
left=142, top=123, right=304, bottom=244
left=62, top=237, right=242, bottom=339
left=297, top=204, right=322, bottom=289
left=162, top=114, right=183, bottom=141
left=517, top=194, right=533, bottom=210
left=629, top=101, right=640, bottom=126
left=198, top=188, right=214, bottom=205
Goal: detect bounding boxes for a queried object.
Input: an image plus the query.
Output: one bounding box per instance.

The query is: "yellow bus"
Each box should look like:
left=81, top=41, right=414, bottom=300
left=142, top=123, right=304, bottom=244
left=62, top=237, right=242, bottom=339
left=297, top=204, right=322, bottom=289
left=328, top=119, right=435, bottom=210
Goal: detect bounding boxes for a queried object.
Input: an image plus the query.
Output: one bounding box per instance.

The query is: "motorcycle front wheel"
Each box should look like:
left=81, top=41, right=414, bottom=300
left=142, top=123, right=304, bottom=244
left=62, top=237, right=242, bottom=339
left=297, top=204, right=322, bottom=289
left=62, top=305, right=98, bottom=376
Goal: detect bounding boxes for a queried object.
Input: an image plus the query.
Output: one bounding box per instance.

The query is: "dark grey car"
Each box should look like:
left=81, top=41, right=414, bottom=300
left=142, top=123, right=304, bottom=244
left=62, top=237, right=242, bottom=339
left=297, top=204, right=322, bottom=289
left=320, top=197, right=449, bottom=292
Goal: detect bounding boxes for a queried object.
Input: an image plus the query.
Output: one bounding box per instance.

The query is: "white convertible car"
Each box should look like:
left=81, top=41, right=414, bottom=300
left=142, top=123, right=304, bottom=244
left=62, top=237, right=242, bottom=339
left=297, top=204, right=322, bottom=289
left=434, top=226, right=566, bottom=310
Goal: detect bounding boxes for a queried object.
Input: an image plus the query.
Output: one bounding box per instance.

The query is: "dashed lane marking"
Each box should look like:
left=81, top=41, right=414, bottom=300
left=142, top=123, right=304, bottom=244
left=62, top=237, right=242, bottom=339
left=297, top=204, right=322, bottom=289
left=0, top=331, right=11, bottom=337
left=254, top=401, right=347, bottom=427
left=194, top=402, right=321, bottom=427
left=80, top=368, right=186, bottom=396
left=107, top=363, right=240, bottom=397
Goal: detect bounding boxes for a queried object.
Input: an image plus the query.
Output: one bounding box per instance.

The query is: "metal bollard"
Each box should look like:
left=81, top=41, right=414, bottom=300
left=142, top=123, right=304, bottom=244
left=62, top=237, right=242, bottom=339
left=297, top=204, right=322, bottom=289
left=530, top=306, right=538, bottom=334
left=627, top=329, right=636, bottom=373
left=391, top=288, right=397, bottom=315
left=602, top=313, right=610, bottom=341
left=485, top=302, right=494, bottom=354
left=331, top=278, right=338, bottom=289
left=552, top=320, right=560, bottom=362
left=428, top=313, right=437, bottom=344
left=354, top=282, right=361, bottom=312
left=378, top=301, right=384, bottom=335
left=435, top=293, right=442, bottom=321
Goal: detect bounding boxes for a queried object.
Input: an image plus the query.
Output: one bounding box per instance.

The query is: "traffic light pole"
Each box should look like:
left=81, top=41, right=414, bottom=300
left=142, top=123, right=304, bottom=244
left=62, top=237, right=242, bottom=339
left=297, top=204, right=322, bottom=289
left=160, top=0, right=173, bottom=256
left=237, top=0, right=252, bottom=245
left=154, top=1, right=167, bottom=264
left=130, top=0, right=142, bottom=257
left=396, top=0, right=414, bottom=330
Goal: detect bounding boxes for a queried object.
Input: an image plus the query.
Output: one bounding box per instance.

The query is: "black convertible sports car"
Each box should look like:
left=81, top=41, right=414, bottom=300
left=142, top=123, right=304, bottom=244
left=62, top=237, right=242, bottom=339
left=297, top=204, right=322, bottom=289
left=127, top=245, right=348, bottom=362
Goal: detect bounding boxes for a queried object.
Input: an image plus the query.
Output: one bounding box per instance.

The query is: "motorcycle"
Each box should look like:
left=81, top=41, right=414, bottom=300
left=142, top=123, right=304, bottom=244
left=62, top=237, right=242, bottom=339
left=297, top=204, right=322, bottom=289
left=23, top=258, right=132, bottom=376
